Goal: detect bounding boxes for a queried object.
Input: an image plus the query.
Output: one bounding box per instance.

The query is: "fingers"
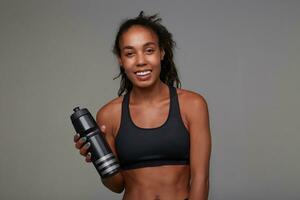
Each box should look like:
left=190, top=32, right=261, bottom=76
left=73, top=133, right=92, bottom=163
left=85, top=152, right=92, bottom=163
left=74, top=126, right=106, bottom=163
left=75, top=136, right=87, bottom=149
left=79, top=142, right=91, bottom=156
left=73, top=133, right=80, bottom=142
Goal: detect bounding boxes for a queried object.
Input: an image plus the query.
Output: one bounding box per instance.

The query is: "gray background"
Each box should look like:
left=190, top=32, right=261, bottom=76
left=0, top=0, right=299, bottom=199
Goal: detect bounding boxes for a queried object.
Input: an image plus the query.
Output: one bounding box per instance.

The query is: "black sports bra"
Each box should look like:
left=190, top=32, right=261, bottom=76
left=115, top=85, right=190, bottom=170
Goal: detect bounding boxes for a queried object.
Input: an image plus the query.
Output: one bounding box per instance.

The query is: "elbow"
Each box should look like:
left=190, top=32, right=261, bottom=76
left=101, top=173, right=125, bottom=194
left=112, top=186, right=124, bottom=194
left=103, top=182, right=125, bottom=194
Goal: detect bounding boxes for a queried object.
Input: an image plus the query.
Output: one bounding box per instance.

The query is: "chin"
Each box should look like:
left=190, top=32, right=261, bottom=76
left=134, top=81, right=153, bottom=88
left=130, top=78, right=155, bottom=88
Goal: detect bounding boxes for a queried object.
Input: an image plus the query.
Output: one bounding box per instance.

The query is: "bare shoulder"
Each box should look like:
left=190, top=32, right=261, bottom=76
left=176, top=87, right=208, bottom=108
left=96, top=95, right=124, bottom=136
left=175, top=87, right=209, bottom=127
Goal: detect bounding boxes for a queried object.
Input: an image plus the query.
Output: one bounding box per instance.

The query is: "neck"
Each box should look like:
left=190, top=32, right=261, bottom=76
left=130, top=81, right=169, bottom=105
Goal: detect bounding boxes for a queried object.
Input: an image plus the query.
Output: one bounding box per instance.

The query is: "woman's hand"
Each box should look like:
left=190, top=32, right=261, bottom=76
left=74, top=125, right=106, bottom=163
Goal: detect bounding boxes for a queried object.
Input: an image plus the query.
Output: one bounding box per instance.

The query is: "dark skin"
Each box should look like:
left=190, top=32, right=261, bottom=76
left=74, top=25, right=211, bottom=200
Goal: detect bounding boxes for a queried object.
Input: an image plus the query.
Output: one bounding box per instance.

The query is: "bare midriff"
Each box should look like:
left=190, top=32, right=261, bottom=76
left=121, top=165, right=190, bottom=200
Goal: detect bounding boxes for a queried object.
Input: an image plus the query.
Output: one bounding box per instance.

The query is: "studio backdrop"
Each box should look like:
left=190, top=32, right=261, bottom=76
left=0, top=0, right=299, bottom=199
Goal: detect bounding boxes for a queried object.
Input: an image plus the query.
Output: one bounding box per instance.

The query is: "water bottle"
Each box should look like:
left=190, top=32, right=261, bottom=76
left=70, top=106, right=120, bottom=179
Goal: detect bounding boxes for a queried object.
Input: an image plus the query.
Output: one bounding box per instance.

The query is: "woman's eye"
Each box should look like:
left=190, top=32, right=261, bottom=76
left=146, top=49, right=155, bottom=54
left=125, top=52, right=134, bottom=57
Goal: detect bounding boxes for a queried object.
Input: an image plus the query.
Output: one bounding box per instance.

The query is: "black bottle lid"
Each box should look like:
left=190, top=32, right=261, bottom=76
left=70, top=106, right=90, bottom=122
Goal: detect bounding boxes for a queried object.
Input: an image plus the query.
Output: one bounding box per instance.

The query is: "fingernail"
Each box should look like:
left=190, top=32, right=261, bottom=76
left=81, top=137, right=87, bottom=142
left=84, top=142, right=91, bottom=149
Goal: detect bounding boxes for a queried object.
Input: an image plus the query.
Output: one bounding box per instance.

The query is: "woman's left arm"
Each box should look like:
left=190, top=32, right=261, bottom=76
left=186, top=93, right=212, bottom=200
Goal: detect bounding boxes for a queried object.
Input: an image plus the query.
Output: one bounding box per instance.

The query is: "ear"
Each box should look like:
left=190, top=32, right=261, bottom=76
left=118, top=56, right=123, bottom=66
left=160, top=49, right=165, bottom=60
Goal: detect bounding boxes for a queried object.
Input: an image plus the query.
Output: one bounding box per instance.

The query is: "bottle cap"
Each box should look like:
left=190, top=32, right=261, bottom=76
left=70, top=106, right=90, bottom=122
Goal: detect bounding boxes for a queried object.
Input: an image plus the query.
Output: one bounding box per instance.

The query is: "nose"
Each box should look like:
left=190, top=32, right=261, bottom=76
left=136, top=52, right=146, bottom=67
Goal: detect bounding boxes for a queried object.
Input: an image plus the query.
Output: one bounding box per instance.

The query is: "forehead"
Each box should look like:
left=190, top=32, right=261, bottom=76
left=119, top=25, right=159, bottom=48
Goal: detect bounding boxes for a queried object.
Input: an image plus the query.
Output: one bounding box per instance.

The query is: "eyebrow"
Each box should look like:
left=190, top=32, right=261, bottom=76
left=122, top=42, right=157, bottom=50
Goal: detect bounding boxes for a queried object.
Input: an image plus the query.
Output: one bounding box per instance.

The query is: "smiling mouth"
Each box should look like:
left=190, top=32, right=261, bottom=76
left=135, top=70, right=152, bottom=76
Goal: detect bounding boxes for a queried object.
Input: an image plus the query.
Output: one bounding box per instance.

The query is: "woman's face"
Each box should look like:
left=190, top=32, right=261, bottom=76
left=118, top=25, right=165, bottom=89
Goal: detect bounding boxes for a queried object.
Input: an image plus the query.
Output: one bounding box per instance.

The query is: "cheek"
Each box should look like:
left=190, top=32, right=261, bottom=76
left=123, top=68, right=133, bottom=78
left=148, top=54, right=162, bottom=66
left=121, top=65, right=135, bottom=79
left=121, top=60, right=134, bottom=72
left=151, top=59, right=162, bottom=72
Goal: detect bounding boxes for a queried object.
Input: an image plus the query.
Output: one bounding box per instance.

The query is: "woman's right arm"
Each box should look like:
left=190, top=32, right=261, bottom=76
left=74, top=102, right=125, bottom=193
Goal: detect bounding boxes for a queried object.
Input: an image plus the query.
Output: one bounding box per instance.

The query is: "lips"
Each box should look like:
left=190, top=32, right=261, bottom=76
left=134, top=69, right=152, bottom=76
left=136, top=70, right=151, bottom=76
left=134, top=69, right=152, bottom=81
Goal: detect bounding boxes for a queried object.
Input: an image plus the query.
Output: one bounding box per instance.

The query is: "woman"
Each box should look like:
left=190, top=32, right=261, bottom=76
left=74, top=11, right=211, bottom=200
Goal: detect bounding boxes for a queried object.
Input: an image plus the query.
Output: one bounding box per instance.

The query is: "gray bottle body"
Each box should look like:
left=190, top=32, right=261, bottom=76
left=70, top=107, right=120, bottom=179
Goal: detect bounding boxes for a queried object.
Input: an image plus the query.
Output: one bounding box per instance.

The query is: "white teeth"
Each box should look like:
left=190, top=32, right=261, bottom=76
left=136, top=70, right=151, bottom=76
